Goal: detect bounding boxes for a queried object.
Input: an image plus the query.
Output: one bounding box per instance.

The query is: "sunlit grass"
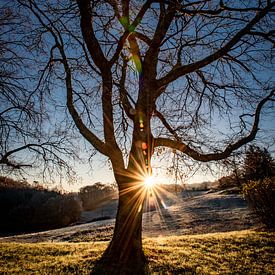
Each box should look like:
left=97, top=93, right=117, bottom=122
left=0, top=230, right=274, bottom=274
left=144, top=230, right=275, bottom=274
left=0, top=241, right=107, bottom=274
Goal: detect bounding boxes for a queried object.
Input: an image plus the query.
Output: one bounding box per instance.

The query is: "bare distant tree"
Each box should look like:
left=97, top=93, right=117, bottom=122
left=4, top=0, right=275, bottom=273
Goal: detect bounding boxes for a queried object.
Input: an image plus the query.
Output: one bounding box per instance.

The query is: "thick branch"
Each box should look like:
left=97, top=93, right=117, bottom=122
left=158, top=2, right=275, bottom=88
left=109, top=0, right=152, bottom=65
left=118, top=58, right=134, bottom=119
left=248, top=30, right=275, bottom=44
left=154, top=90, right=274, bottom=162
left=77, top=0, right=121, bottom=152
left=174, top=1, right=265, bottom=16
left=0, top=142, right=67, bottom=169
left=21, top=0, right=110, bottom=157
left=144, top=3, right=176, bottom=80
left=135, top=31, right=152, bottom=45
left=76, top=0, right=109, bottom=72
left=0, top=144, right=38, bottom=169
left=110, top=31, right=131, bottom=65
left=154, top=110, right=180, bottom=141
left=63, top=54, right=109, bottom=157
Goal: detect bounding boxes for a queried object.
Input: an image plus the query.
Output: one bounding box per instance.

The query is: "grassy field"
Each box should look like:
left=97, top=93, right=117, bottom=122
left=0, top=230, right=274, bottom=274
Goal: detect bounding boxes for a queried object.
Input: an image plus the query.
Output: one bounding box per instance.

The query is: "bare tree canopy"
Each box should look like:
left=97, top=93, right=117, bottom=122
left=0, top=3, right=79, bottom=179
left=0, top=0, right=274, bottom=273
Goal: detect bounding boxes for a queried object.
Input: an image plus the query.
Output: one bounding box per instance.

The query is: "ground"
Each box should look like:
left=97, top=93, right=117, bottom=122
left=0, top=189, right=274, bottom=274
left=0, top=189, right=257, bottom=242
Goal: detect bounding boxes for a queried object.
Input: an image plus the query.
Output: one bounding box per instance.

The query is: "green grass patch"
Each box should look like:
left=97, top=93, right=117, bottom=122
left=0, top=230, right=274, bottom=274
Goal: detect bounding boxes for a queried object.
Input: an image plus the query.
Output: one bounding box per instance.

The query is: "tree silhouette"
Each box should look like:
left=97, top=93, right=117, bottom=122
left=243, top=145, right=275, bottom=181
left=0, top=4, right=78, bottom=179
left=2, top=1, right=275, bottom=273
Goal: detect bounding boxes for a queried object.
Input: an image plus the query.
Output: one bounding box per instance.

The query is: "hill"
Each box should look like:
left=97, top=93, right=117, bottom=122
left=1, top=188, right=273, bottom=274
left=0, top=189, right=256, bottom=242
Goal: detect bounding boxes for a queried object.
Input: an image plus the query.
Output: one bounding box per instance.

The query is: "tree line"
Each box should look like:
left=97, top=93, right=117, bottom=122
left=218, top=145, right=275, bottom=229
left=0, top=177, right=117, bottom=233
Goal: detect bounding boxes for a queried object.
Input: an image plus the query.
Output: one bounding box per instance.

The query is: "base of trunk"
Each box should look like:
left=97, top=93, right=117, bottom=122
left=92, top=175, right=148, bottom=274
left=92, top=242, right=148, bottom=274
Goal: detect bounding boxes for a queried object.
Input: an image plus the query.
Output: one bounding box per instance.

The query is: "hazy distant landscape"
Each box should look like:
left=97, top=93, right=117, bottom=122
left=1, top=187, right=274, bottom=274
left=0, top=187, right=256, bottom=242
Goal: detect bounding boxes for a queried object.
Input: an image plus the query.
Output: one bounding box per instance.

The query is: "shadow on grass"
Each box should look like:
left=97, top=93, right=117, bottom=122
left=159, top=207, right=181, bottom=231
left=91, top=247, right=149, bottom=275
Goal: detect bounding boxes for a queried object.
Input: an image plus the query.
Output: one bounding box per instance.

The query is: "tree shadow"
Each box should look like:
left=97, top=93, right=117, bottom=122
left=158, top=206, right=181, bottom=232
left=91, top=244, right=149, bottom=275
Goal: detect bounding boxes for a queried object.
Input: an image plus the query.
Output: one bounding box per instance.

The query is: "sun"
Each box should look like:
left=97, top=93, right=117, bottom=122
left=144, top=176, right=155, bottom=188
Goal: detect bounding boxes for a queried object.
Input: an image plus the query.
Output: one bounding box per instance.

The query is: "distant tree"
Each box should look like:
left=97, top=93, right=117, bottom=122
left=243, top=145, right=275, bottom=181
left=218, top=157, right=243, bottom=188
left=241, top=146, right=275, bottom=229
left=1, top=1, right=275, bottom=273
left=218, top=146, right=274, bottom=188
left=0, top=177, right=81, bottom=231
left=218, top=173, right=240, bottom=189
left=79, top=182, right=117, bottom=210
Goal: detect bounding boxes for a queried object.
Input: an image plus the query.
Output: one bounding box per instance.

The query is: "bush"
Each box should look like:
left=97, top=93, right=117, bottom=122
left=243, top=177, right=275, bottom=229
left=0, top=177, right=82, bottom=232
left=243, top=145, right=275, bottom=181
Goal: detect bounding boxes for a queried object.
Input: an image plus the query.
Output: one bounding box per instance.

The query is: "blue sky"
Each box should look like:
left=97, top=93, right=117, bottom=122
left=2, top=1, right=275, bottom=191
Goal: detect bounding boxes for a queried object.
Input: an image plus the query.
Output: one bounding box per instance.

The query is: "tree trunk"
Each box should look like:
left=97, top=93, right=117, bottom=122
left=92, top=177, right=147, bottom=275
left=93, top=110, right=152, bottom=274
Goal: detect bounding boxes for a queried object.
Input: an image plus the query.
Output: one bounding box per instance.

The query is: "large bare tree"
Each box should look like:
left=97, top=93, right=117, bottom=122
left=4, top=0, right=275, bottom=273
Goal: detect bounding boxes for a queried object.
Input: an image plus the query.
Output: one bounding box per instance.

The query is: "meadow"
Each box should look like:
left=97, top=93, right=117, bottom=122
left=0, top=230, right=274, bottom=274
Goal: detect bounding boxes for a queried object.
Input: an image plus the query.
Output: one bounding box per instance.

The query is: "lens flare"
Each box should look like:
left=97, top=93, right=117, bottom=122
left=144, top=176, right=155, bottom=188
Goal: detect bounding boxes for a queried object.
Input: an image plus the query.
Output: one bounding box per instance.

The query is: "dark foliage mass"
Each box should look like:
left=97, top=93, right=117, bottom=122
left=218, top=174, right=241, bottom=190
left=243, top=177, right=275, bottom=229
left=79, top=182, right=117, bottom=211
left=217, top=146, right=275, bottom=229
left=243, top=145, right=275, bottom=181
left=0, top=177, right=81, bottom=233
left=218, top=145, right=275, bottom=189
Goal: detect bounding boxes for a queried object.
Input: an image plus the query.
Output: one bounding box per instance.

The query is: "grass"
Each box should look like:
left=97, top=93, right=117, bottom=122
left=145, top=230, right=275, bottom=274
left=0, top=230, right=274, bottom=274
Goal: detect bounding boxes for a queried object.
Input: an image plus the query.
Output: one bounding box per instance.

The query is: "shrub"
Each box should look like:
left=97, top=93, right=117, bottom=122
left=243, top=177, right=275, bottom=229
left=243, top=145, right=275, bottom=181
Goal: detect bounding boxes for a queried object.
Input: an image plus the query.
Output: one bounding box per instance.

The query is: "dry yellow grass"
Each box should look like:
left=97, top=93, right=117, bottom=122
left=0, top=230, right=274, bottom=274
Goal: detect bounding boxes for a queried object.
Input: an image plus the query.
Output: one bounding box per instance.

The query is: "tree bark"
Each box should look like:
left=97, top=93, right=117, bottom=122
left=92, top=175, right=147, bottom=274
left=93, top=111, right=152, bottom=274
